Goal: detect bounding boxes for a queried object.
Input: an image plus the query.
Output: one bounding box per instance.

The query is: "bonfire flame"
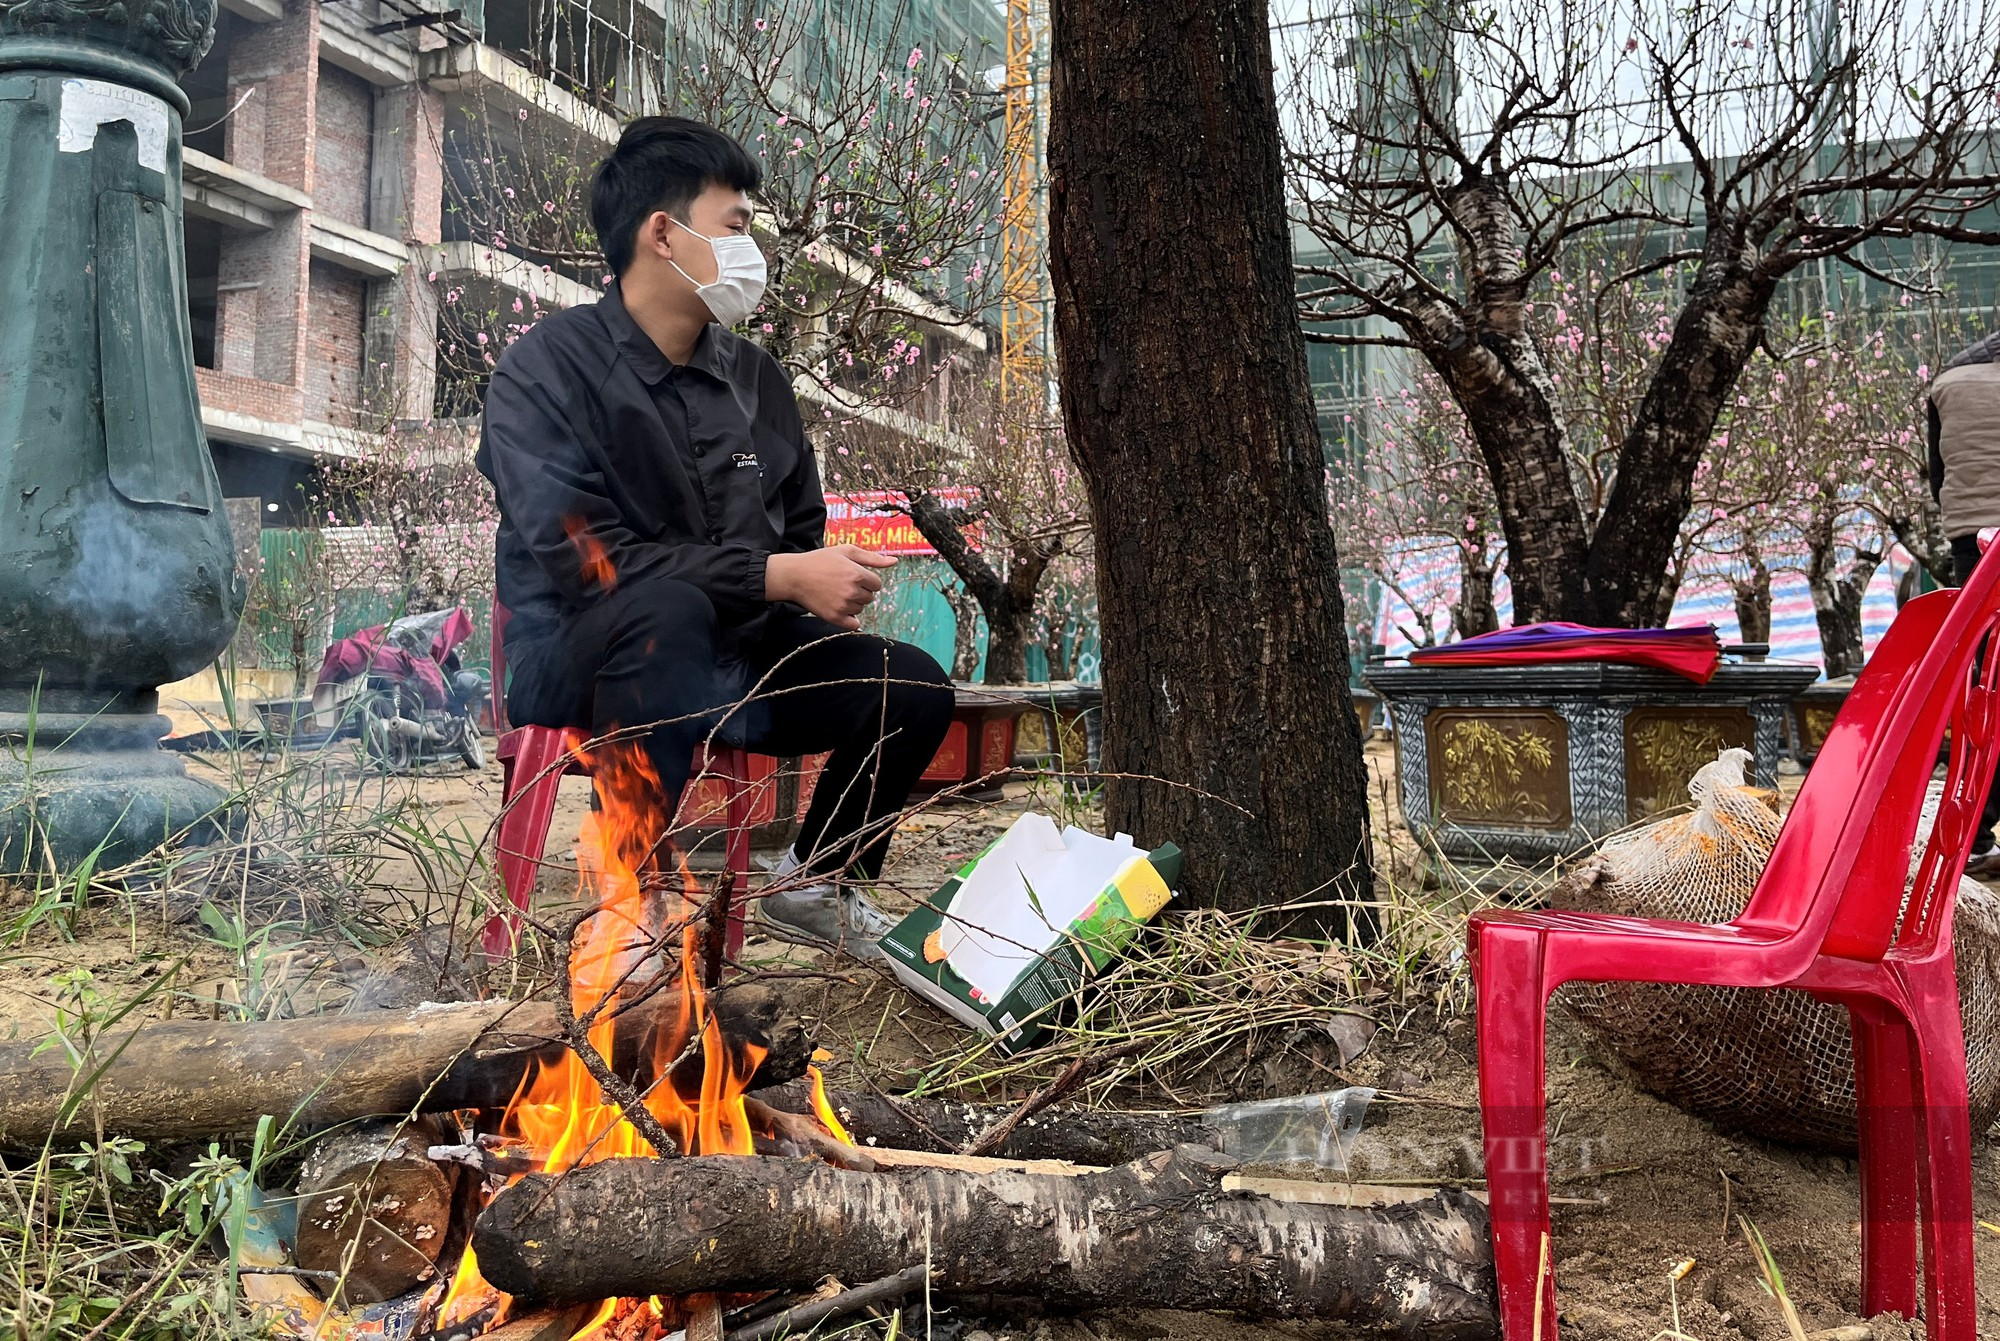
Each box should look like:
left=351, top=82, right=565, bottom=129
left=810, top=1064, right=854, bottom=1145
left=438, top=739, right=848, bottom=1337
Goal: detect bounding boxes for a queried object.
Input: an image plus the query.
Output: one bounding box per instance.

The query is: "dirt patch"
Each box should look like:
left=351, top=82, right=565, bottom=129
left=2, top=737, right=1994, bottom=1338
left=1367, top=1014, right=2000, bottom=1339
left=770, top=943, right=2000, bottom=1340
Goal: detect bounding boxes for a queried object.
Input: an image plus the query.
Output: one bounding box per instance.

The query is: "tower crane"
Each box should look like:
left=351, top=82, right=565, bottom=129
left=998, top=0, right=1047, bottom=403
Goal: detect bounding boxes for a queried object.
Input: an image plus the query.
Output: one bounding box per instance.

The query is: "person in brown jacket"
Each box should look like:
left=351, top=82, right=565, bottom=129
left=1928, top=331, right=2000, bottom=877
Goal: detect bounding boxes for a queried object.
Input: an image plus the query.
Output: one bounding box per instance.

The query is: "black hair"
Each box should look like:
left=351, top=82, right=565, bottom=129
left=589, top=116, right=763, bottom=277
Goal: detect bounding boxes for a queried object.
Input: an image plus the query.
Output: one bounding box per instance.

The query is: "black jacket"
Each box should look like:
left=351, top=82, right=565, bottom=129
left=475, top=283, right=826, bottom=653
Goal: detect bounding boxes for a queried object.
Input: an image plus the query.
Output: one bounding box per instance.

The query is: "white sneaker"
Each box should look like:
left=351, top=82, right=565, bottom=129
left=757, top=848, right=894, bottom=960
left=837, top=887, right=898, bottom=943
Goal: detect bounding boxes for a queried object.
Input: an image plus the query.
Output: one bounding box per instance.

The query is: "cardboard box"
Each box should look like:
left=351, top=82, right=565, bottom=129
left=879, top=813, right=1183, bottom=1052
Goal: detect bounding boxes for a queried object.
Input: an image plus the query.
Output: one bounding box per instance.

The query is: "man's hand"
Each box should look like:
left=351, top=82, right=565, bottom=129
left=766, top=545, right=898, bottom=630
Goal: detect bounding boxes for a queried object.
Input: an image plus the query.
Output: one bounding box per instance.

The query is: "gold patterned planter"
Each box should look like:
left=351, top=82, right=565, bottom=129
left=1623, top=707, right=1755, bottom=821
left=1367, top=660, right=1820, bottom=862
left=1425, top=709, right=1572, bottom=830
left=1788, top=677, right=1853, bottom=765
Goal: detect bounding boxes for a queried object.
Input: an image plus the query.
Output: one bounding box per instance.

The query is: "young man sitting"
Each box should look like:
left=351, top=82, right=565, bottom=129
left=476, top=116, right=954, bottom=957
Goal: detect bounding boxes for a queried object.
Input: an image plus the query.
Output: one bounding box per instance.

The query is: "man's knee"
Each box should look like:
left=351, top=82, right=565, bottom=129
left=595, top=575, right=729, bottom=727
left=883, top=642, right=954, bottom=724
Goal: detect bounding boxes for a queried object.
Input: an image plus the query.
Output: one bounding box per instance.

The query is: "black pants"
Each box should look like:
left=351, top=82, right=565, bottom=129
left=1950, top=535, right=2000, bottom=855
left=507, top=574, right=954, bottom=881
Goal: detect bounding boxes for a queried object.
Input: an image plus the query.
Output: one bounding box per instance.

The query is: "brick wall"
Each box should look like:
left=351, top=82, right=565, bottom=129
left=369, top=83, right=444, bottom=244
left=362, top=84, right=446, bottom=419
left=197, top=367, right=303, bottom=429
left=223, top=3, right=319, bottom=191
left=313, top=63, right=374, bottom=226
left=305, top=261, right=367, bottom=425
left=218, top=1, right=319, bottom=388
left=195, top=6, right=446, bottom=438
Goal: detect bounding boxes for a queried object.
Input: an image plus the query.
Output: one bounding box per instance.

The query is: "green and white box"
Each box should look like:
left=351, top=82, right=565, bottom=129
left=879, top=812, right=1183, bottom=1052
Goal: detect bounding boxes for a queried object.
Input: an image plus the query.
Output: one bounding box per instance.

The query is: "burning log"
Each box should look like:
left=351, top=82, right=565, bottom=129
left=754, top=1078, right=1219, bottom=1164
left=0, top=982, right=809, bottom=1145
left=470, top=1147, right=1498, bottom=1336
left=294, top=1116, right=456, bottom=1305
left=685, top=1296, right=724, bottom=1341
left=467, top=1307, right=598, bottom=1341
left=744, top=1095, right=876, bottom=1170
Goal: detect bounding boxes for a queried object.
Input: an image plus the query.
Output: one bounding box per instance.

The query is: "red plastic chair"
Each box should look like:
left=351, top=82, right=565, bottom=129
left=1470, top=547, right=2000, bottom=1341
left=483, top=603, right=756, bottom=962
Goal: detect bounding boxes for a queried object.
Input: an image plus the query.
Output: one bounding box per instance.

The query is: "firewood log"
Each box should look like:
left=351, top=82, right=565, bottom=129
left=476, top=1306, right=598, bottom=1341
left=294, top=1117, right=456, bottom=1305
left=471, top=1146, right=1498, bottom=1337
left=0, top=982, right=808, bottom=1146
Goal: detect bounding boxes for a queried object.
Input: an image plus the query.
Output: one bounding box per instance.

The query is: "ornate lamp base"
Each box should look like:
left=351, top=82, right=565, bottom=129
left=0, top=713, right=232, bottom=870
left=0, top=0, right=243, bottom=875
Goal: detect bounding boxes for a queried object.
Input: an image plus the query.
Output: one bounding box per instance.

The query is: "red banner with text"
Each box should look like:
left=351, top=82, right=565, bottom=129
left=823, top=489, right=981, bottom=556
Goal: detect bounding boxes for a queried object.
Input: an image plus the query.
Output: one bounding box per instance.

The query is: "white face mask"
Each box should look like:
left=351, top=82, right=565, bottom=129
left=667, top=217, right=768, bottom=328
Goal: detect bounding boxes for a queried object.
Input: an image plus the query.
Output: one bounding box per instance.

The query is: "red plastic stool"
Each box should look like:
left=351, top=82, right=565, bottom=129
left=482, top=604, right=758, bottom=961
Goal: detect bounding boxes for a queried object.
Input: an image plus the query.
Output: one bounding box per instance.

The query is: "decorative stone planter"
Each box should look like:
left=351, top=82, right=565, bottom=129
left=682, top=685, right=1043, bottom=851
left=1350, top=686, right=1382, bottom=740
left=676, top=750, right=787, bottom=850
left=682, top=685, right=1043, bottom=852
left=1789, top=675, right=1854, bottom=764
left=683, top=752, right=831, bottom=855
left=1010, top=681, right=1104, bottom=781
left=912, top=686, right=1037, bottom=798
left=1364, top=660, right=1820, bottom=863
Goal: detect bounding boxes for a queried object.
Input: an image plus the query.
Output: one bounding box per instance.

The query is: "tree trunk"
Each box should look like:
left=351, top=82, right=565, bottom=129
left=1581, top=272, right=1775, bottom=627
left=0, top=984, right=809, bottom=1146
left=1041, top=613, right=1076, bottom=681
left=1438, top=374, right=1587, bottom=625
left=1451, top=542, right=1500, bottom=641
left=1409, top=179, right=1593, bottom=626
left=1049, top=0, right=1374, bottom=936
left=943, top=584, right=983, bottom=681
left=1733, top=547, right=1772, bottom=646
left=472, top=1148, right=1497, bottom=1335
left=1402, top=224, right=1778, bottom=629
left=905, top=492, right=1051, bottom=686
left=981, top=555, right=1040, bottom=686
left=1889, top=510, right=1954, bottom=589
left=1805, top=522, right=1881, bottom=681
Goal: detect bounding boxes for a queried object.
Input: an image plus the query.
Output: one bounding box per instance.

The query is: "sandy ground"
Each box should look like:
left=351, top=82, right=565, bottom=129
left=0, top=734, right=1994, bottom=1338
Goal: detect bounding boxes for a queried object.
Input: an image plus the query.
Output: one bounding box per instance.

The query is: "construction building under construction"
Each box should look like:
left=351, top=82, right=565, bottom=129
left=174, top=0, right=1013, bottom=528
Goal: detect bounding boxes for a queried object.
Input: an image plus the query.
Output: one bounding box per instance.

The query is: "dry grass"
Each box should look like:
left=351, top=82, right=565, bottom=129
left=906, top=834, right=1511, bottom=1110
left=0, top=735, right=496, bottom=1340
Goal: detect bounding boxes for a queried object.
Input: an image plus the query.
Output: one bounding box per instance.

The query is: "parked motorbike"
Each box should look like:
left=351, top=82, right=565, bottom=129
left=315, top=608, right=490, bottom=773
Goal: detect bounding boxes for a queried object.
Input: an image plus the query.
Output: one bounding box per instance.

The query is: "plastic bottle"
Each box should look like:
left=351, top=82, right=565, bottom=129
left=1200, top=1086, right=1378, bottom=1169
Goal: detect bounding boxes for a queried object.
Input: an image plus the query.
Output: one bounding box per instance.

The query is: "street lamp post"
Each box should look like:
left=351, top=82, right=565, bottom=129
left=0, top=0, right=242, bottom=866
